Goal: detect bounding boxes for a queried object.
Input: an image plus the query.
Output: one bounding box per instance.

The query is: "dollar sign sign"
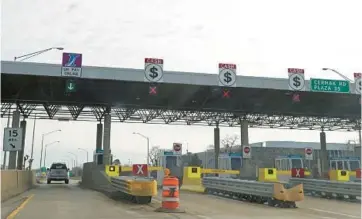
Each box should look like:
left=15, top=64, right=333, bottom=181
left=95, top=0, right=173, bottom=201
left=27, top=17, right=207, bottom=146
left=224, top=72, right=232, bottom=83
left=293, top=76, right=301, bottom=87
left=149, top=66, right=158, bottom=79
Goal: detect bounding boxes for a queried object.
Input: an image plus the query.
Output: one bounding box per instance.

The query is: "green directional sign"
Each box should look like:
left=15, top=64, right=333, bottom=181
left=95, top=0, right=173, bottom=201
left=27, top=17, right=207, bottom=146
left=65, top=79, right=77, bottom=92
left=310, top=78, right=350, bottom=93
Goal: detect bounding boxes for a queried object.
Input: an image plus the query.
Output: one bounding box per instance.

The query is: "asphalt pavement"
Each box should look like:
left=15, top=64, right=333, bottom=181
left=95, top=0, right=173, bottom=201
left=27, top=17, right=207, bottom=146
left=1, top=180, right=361, bottom=219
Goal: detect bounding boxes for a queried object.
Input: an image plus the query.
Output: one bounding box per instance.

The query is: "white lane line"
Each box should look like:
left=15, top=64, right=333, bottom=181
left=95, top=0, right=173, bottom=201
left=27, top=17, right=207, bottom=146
left=308, top=208, right=360, bottom=218
left=196, top=215, right=212, bottom=219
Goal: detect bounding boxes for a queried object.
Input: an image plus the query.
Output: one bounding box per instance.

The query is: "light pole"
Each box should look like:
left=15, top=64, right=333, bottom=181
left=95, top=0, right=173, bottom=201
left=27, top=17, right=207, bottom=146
left=322, top=68, right=361, bottom=146
left=68, top=152, right=78, bottom=167
left=14, top=47, right=64, bottom=62
left=29, top=114, right=37, bottom=170
left=133, top=132, right=150, bottom=168
left=43, top=141, right=60, bottom=167
left=78, top=148, right=89, bottom=163
left=39, top=129, right=61, bottom=169
left=64, top=156, right=74, bottom=168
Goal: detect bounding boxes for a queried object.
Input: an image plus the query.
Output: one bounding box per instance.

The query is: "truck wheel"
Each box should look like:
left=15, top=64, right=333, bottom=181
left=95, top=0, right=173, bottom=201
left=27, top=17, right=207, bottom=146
left=47, top=180, right=51, bottom=184
left=65, top=179, right=69, bottom=184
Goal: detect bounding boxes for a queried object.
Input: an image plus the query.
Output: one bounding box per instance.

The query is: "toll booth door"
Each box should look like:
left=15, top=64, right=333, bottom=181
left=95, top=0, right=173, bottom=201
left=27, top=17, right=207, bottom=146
left=166, top=156, right=182, bottom=179
left=231, top=157, right=242, bottom=170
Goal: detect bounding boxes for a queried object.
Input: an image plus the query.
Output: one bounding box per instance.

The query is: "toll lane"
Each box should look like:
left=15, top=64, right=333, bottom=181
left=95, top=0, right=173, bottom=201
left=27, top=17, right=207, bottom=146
left=164, top=191, right=361, bottom=219
left=10, top=180, right=176, bottom=219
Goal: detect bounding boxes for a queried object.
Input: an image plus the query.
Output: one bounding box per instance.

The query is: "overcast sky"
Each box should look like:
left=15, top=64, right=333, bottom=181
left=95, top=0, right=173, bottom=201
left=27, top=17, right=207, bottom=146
left=1, top=0, right=361, bottom=168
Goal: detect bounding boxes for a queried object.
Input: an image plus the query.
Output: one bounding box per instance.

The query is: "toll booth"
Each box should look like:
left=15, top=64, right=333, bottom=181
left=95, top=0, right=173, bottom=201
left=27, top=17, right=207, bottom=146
left=217, top=152, right=242, bottom=178
left=329, top=156, right=361, bottom=181
left=156, top=149, right=183, bottom=186
left=275, top=155, right=306, bottom=181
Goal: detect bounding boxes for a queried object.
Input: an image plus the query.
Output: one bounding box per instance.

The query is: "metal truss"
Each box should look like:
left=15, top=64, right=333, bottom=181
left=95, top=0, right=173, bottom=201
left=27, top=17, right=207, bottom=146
left=1, top=102, right=360, bottom=131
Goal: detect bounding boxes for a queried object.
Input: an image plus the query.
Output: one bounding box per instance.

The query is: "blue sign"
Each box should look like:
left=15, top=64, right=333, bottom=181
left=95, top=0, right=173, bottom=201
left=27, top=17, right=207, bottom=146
left=95, top=149, right=103, bottom=154
left=164, top=151, right=174, bottom=156
left=229, top=152, right=241, bottom=157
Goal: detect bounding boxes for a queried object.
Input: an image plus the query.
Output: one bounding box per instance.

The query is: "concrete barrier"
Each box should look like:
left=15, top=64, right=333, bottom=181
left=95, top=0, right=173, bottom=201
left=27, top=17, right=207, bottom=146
left=1, top=170, right=35, bottom=202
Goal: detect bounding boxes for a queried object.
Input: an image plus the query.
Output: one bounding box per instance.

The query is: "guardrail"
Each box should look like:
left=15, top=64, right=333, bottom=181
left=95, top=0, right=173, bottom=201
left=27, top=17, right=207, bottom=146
left=110, top=176, right=157, bottom=204
left=289, top=178, right=361, bottom=200
left=202, top=177, right=303, bottom=208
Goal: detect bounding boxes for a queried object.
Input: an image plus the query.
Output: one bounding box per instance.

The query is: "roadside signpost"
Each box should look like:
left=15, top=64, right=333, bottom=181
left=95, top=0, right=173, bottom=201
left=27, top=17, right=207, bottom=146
left=305, top=148, right=313, bottom=160
left=242, top=146, right=251, bottom=159
left=310, top=78, right=350, bottom=93
left=61, top=52, right=83, bottom=77
left=218, top=63, right=237, bottom=87
left=3, top=128, right=23, bottom=152
left=288, top=68, right=305, bottom=91
left=173, top=143, right=182, bottom=155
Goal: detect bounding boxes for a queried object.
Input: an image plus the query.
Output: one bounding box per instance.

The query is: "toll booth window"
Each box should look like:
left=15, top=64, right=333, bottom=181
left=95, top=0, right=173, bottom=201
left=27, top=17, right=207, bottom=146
left=291, top=159, right=303, bottom=169
left=349, top=161, right=360, bottom=171
left=281, top=159, right=288, bottom=170
left=231, top=157, right=241, bottom=170
left=268, top=169, right=274, bottom=174
left=340, top=170, right=347, bottom=176
left=330, top=161, right=337, bottom=170
left=336, top=161, right=344, bottom=170
left=166, top=156, right=177, bottom=169
left=275, top=160, right=281, bottom=170
left=191, top=167, right=198, bottom=173
left=343, top=161, right=349, bottom=171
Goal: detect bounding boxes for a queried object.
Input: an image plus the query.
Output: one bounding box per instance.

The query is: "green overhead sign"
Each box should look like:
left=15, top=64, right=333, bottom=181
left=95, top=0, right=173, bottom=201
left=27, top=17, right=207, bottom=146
left=310, top=78, right=350, bottom=93
left=65, top=79, right=77, bottom=92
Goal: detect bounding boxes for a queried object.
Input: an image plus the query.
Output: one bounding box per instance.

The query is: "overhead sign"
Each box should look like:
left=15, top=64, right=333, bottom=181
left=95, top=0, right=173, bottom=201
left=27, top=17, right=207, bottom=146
left=132, top=164, right=148, bottom=177
left=173, top=143, right=182, bottom=155
left=310, top=78, right=350, bottom=93
left=144, top=58, right=164, bottom=83
left=288, top=68, right=306, bottom=91
left=242, top=145, right=251, bottom=159
left=354, top=73, right=361, bottom=94
left=61, top=52, right=83, bottom=77
left=305, top=148, right=313, bottom=160
left=218, top=63, right=237, bottom=87
left=65, top=79, right=77, bottom=93
left=3, top=128, right=23, bottom=151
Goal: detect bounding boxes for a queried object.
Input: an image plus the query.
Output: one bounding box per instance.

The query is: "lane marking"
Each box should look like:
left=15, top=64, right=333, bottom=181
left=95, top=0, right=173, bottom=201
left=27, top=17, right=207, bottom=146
left=6, top=194, right=34, bottom=219
left=308, top=208, right=360, bottom=218
left=196, top=215, right=212, bottom=219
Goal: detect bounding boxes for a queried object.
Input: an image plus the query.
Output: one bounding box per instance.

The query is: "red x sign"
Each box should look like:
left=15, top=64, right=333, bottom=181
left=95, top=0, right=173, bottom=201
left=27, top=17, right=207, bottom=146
left=132, top=164, right=148, bottom=176
left=149, top=86, right=157, bottom=95
left=222, top=89, right=230, bottom=98
left=292, top=93, right=300, bottom=102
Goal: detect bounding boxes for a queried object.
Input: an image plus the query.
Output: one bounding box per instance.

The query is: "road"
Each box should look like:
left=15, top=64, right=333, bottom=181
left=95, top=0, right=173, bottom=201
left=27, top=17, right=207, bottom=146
left=2, top=181, right=361, bottom=219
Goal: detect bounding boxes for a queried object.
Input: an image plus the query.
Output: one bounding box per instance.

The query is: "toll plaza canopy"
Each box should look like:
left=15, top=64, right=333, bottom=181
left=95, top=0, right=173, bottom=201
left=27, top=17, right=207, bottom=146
left=1, top=61, right=360, bottom=130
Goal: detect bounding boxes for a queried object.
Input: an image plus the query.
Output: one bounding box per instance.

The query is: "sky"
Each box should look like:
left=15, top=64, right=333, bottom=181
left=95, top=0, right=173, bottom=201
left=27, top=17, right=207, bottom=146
left=1, top=0, right=361, bottom=168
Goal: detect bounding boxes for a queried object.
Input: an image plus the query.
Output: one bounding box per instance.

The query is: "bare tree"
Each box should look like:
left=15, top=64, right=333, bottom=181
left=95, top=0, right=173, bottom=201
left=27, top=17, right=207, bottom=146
left=206, top=144, right=214, bottom=151
left=221, top=134, right=239, bottom=152
left=149, top=146, right=160, bottom=166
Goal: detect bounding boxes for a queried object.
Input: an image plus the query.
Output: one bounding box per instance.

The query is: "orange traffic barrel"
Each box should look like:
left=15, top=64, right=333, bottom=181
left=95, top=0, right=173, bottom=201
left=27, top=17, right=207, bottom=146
left=162, top=176, right=180, bottom=209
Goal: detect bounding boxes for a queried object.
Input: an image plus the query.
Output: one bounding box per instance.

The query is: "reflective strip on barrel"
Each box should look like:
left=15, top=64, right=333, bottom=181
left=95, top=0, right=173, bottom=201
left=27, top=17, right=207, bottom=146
left=161, top=176, right=180, bottom=209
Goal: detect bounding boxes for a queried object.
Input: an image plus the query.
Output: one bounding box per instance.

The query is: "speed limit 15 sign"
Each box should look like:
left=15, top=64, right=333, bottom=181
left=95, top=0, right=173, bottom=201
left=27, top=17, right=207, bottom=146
left=3, top=128, right=23, bottom=151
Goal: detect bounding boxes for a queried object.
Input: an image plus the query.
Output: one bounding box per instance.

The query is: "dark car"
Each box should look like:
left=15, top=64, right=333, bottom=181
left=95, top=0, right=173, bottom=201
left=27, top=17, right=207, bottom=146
left=47, top=162, right=70, bottom=184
